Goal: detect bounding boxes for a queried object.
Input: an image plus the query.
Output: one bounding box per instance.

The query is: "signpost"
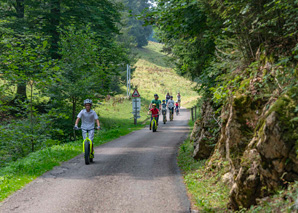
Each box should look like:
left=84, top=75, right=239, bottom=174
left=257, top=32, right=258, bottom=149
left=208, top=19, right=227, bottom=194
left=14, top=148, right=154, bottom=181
left=132, top=89, right=141, bottom=125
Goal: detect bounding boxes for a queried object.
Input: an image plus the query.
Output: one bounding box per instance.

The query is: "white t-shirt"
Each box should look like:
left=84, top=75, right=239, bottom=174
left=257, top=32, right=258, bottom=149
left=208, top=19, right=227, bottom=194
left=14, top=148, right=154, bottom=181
left=77, top=109, right=98, bottom=130
left=167, top=100, right=175, bottom=108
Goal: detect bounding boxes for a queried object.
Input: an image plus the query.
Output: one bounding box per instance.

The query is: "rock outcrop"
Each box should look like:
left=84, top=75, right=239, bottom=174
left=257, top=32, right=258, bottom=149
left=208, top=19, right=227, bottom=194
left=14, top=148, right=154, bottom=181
left=228, top=86, right=298, bottom=209
left=190, top=86, right=298, bottom=210
left=192, top=100, right=220, bottom=160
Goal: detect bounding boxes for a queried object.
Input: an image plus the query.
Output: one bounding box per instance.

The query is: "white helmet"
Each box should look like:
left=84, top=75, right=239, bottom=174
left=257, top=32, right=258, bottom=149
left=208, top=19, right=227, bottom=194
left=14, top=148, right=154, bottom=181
left=83, top=99, right=92, bottom=105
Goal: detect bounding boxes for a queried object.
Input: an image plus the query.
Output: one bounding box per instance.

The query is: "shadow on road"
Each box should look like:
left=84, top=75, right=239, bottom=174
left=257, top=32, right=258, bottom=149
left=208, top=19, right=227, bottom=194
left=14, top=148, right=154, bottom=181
left=40, top=108, right=191, bottom=181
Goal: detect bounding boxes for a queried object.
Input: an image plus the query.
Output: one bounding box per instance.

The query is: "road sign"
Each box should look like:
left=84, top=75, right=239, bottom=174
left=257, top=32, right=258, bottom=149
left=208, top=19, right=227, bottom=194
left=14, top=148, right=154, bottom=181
left=132, top=89, right=140, bottom=97
left=132, top=97, right=141, bottom=125
left=132, top=98, right=141, bottom=111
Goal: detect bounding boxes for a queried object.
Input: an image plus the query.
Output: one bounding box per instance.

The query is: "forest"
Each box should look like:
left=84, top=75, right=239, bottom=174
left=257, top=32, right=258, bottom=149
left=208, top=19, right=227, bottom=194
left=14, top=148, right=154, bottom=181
left=0, top=0, right=152, bottom=166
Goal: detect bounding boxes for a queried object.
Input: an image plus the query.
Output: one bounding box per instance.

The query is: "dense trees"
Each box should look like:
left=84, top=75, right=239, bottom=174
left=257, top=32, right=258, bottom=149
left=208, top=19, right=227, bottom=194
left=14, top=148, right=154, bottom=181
left=124, top=0, right=153, bottom=47
left=147, top=0, right=298, bottom=98
left=0, top=0, right=126, bottom=101
left=0, top=0, right=153, bottom=165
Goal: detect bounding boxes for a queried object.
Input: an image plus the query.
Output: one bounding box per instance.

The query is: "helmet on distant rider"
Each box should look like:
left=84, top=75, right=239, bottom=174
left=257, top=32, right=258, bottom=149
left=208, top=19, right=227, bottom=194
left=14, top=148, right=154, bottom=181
left=154, top=94, right=158, bottom=97
left=84, top=99, right=92, bottom=105
left=152, top=103, right=156, bottom=106
left=170, top=96, right=173, bottom=98
left=162, top=100, right=165, bottom=102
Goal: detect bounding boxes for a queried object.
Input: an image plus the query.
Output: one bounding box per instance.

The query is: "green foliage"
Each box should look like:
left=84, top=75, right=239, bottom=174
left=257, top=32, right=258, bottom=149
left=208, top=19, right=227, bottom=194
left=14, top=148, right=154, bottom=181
left=0, top=115, right=60, bottom=167
left=244, top=182, right=298, bottom=212
left=123, top=0, right=152, bottom=47
left=146, top=0, right=218, bottom=79
left=0, top=35, right=56, bottom=97
left=146, top=0, right=298, bottom=112
left=0, top=0, right=135, bottom=165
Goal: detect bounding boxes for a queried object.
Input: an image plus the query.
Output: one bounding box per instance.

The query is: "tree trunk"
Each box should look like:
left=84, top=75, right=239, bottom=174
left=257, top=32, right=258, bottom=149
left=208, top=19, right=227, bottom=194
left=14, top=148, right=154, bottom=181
left=72, top=97, right=77, bottom=140
left=15, top=81, right=27, bottom=102
left=49, top=0, right=61, bottom=59
left=15, top=0, right=24, bottom=18
left=13, top=1, right=28, bottom=102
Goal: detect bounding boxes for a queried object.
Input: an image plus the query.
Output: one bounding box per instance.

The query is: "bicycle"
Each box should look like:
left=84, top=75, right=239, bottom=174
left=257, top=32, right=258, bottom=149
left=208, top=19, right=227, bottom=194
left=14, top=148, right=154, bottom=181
left=74, top=127, right=97, bottom=165
left=162, top=110, right=167, bottom=124
left=149, top=114, right=159, bottom=132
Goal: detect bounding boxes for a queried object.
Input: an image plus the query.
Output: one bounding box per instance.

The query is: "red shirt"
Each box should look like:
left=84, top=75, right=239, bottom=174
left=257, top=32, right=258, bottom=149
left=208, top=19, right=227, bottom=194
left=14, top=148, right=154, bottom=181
left=175, top=103, right=179, bottom=107
left=150, top=108, right=159, bottom=117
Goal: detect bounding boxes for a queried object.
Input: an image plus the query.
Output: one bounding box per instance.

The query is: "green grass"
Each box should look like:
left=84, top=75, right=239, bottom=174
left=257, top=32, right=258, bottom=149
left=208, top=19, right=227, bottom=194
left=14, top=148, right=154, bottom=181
left=177, top=121, right=230, bottom=212
left=94, top=95, right=150, bottom=129
left=131, top=41, right=200, bottom=108
left=0, top=124, right=146, bottom=202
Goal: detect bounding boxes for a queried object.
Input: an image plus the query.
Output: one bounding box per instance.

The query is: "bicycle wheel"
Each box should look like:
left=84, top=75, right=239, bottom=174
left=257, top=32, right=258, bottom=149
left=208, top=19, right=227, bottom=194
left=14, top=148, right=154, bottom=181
left=152, top=121, right=156, bottom=132
left=90, top=145, right=94, bottom=163
left=84, top=141, right=90, bottom=165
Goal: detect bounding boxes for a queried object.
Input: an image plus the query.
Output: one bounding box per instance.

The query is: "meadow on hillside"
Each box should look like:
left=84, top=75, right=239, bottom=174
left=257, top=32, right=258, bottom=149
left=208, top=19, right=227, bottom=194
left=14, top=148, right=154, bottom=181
left=131, top=41, right=199, bottom=108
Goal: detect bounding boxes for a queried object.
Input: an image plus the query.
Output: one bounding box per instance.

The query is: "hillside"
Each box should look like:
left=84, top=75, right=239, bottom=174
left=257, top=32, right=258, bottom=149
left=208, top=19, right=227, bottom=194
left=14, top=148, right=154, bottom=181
left=131, top=41, right=199, bottom=107
left=98, top=41, right=199, bottom=130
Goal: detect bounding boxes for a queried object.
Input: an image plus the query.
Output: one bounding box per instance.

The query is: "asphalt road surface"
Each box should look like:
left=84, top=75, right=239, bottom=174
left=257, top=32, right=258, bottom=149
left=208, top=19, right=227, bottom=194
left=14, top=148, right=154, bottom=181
left=0, top=108, right=191, bottom=213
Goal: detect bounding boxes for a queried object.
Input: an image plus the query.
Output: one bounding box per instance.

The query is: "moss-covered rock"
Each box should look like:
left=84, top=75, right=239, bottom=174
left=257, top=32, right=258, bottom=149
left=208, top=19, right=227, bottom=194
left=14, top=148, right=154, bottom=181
left=228, top=85, right=298, bottom=209
left=193, top=100, right=220, bottom=160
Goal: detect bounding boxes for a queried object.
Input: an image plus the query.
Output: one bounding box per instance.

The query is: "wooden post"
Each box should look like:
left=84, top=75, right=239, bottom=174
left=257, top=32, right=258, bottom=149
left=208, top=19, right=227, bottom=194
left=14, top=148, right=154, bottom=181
left=134, top=110, right=137, bottom=125
left=191, top=107, right=194, bottom=121
left=194, top=106, right=197, bottom=120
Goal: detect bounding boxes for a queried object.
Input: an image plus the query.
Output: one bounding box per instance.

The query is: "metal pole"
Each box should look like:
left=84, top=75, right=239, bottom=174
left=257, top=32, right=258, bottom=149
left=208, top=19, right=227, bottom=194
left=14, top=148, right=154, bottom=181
left=128, top=65, right=131, bottom=96
left=191, top=107, right=194, bottom=121
left=126, top=64, right=129, bottom=97
left=134, top=111, right=137, bottom=125
left=133, top=98, right=137, bottom=125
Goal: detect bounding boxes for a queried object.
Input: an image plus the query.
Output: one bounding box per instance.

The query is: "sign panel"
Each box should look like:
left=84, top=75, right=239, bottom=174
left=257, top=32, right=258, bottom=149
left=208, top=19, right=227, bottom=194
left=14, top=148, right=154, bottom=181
left=132, top=98, right=141, bottom=119
left=132, top=89, right=140, bottom=97
left=132, top=98, right=141, bottom=111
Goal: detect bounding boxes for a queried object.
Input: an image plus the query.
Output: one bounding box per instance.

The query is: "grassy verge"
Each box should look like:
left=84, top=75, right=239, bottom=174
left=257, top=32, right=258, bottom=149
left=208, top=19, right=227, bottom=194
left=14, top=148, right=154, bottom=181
left=177, top=120, right=230, bottom=212
left=0, top=123, right=147, bottom=202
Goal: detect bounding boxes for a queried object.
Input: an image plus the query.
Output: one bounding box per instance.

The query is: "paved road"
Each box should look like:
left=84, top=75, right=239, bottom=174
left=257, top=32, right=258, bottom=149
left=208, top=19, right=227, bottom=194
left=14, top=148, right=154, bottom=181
left=0, top=109, right=191, bottom=213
